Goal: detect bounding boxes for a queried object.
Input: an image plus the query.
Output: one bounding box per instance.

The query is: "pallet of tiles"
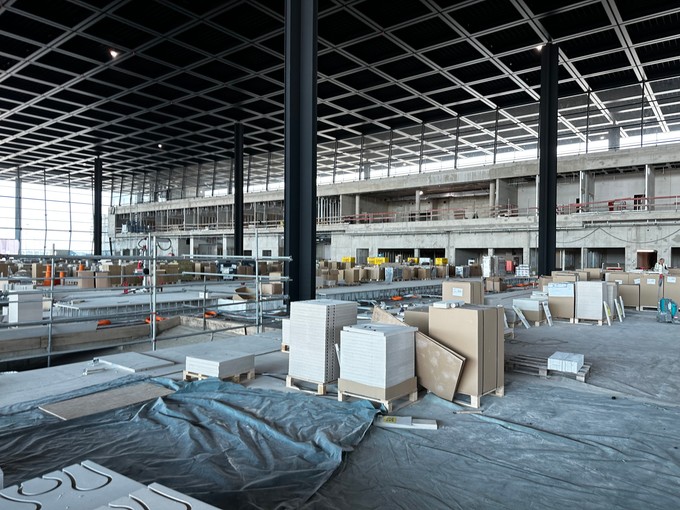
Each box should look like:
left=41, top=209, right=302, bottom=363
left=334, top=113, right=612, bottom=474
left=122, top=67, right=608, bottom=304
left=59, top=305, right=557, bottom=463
left=184, top=354, right=255, bottom=383
left=337, top=322, right=418, bottom=411
left=287, top=299, right=357, bottom=385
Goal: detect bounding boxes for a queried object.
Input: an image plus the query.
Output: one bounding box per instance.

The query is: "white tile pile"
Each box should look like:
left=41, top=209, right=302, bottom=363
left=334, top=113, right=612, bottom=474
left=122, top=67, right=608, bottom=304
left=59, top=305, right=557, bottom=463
left=185, top=354, right=254, bottom=378
left=339, top=323, right=416, bottom=388
left=516, top=264, right=530, bottom=277
left=576, top=281, right=607, bottom=320
left=0, top=460, right=218, bottom=509
left=288, top=299, right=357, bottom=384
left=548, top=352, right=585, bottom=374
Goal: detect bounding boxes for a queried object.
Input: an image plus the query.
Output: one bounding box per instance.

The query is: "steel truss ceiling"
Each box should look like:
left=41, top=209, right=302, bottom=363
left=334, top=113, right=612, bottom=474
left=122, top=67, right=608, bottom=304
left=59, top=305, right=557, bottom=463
left=1, top=0, right=680, bottom=190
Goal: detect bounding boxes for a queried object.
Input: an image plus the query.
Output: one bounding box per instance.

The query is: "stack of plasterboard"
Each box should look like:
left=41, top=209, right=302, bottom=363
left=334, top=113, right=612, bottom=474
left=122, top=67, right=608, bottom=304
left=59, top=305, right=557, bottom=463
left=548, top=352, right=584, bottom=373
left=576, top=281, right=607, bottom=320
left=339, top=323, right=416, bottom=389
left=288, top=299, right=357, bottom=384
left=512, top=296, right=548, bottom=322
left=186, top=354, right=254, bottom=378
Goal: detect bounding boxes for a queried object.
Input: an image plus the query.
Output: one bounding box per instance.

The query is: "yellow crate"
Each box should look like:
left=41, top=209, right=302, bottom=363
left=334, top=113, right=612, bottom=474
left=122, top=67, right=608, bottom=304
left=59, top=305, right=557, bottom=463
left=341, top=256, right=356, bottom=263
left=368, top=257, right=387, bottom=265
left=407, top=257, right=419, bottom=264
left=435, top=258, right=449, bottom=265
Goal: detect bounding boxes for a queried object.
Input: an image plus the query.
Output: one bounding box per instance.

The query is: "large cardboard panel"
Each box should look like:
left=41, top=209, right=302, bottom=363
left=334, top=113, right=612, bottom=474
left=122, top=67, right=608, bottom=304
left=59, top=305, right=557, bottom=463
left=605, top=271, right=628, bottom=284
left=442, top=281, right=483, bottom=304
left=403, top=309, right=429, bottom=335
left=640, top=273, right=663, bottom=307
left=663, top=275, right=680, bottom=303
left=429, top=307, right=484, bottom=397
left=619, top=284, right=640, bottom=308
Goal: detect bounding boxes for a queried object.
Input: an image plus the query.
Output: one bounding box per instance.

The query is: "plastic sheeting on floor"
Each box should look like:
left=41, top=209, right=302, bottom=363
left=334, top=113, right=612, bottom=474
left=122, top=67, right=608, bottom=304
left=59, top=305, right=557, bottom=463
left=303, top=384, right=680, bottom=510
left=0, top=379, right=378, bottom=509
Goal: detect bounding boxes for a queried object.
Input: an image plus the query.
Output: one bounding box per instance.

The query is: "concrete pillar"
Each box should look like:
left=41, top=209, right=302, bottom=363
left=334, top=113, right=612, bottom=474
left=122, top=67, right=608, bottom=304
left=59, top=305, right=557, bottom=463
left=415, top=190, right=421, bottom=215
left=581, top=247, right=588, bottom=269
left=414, top=248, right=420, bottom=258
left=535, top=175, right=540, bottom=216
left=495, top=178, right=500, bottom=206
left=222, top=234, right=227, bottom=257
left=645, top=164, right=655, bottom=211
left=489, top=181, right=496, bottom=216
left=579, top=170, right=594, bottom=212
left=189, top=236, right=195, bottom=256
left=355, top=194, right=361, bottom=216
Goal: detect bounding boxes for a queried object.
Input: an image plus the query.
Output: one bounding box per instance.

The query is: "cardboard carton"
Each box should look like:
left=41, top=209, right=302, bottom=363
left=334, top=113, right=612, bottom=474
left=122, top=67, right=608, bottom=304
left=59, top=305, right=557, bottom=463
left=428, top=305, right=503, bottom=398
left=403, top=309, right=429, bottom=335
left=619, top=284, right=640, bottom=308
left=605, top=271, right=628, bottom=284
left=547, top=282, right=575, bottom=319
left=442, top=281, right=483, bottom=304
left=486, top=277, right=506, bottom=293
left=260, top=282, right=283, bottom=295
left=640, top=273, right=663, bottom=307
left=663, top=274, right=680, bottom=303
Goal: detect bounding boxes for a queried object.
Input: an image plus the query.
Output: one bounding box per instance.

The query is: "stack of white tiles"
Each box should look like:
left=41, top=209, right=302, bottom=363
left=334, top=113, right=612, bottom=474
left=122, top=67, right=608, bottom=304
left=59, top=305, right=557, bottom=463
left=288, top=299, right=357, bottom=384
left=340, top=323, right=416, bottom=389
left=576, top=281, right=607, bottom=320
left=548, top=351, right=585, bottom=373
left=185, top=354, right=254, bottom=378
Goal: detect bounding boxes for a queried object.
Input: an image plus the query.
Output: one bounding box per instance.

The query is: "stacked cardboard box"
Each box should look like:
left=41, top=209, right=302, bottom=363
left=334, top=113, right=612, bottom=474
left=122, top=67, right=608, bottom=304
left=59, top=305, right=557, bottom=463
left=403, top=308, right=429, bottom=335
left=547, top=282, right=575, bottom=319
left=664, top=274, right=680, bottom=303
left=428, top=304, right=504, bottom=402
left=78, top=270, right=96, bottom=289
left=575, top=281, right=607, bottom=320
left=338, top=323, right=416, bottom=400
left=288, top=300, right=357, bottom=384
left=639, top=273, right=662, bottom=308
left=486, top=277, right=506, bottom=293
left=442, top=281, right=483, bottom=304
left=513, top=296, right=547, bottom=322
left=260, top=282, right=283, bottom=295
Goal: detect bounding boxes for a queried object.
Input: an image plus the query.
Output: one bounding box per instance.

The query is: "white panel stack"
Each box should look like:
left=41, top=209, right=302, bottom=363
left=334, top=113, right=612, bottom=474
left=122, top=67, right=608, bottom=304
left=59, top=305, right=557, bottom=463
left=516, top=264, right=530, bottom=277
left=8, top=291, right=42, bottom=324
left=288, top=299, right=357, bottom=384
left=548, top=352, right=584, bottom=374
left=576, top=281, right=607, bottom=320
left=606, top=282, right=619, bottom=314
left=340, top=323, right=416, bottom=388
left=186, top=354, right=254, bottom=378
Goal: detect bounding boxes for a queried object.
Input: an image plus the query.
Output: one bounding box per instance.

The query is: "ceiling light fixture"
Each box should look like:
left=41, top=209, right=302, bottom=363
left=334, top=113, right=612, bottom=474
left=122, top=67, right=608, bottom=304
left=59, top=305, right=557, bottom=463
left=535, top=45, right=543, bottom=51
left=157, top=143, right=163, bottom=149
left=109, top=49, right=120, bottom=59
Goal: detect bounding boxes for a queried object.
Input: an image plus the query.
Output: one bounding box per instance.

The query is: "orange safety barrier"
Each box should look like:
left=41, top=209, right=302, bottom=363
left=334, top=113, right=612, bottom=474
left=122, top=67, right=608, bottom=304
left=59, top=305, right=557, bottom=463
left=204, top=311, right=217, bottom=318
left=145, top=315, right=166, bottom=324
left=97, top=319, right=111, bottom=326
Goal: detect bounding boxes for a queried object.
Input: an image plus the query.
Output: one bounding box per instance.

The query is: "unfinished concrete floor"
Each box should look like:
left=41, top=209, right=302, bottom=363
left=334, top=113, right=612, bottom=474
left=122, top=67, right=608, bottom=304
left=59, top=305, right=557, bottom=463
left=2, top=301, right=680, bottom=509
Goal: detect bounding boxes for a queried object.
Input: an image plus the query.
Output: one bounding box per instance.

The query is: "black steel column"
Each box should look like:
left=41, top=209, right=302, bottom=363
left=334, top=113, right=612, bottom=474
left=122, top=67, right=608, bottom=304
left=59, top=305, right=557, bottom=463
left=234, top=123, right=244, bottom=256
left=93, top=157, right=103, bottom=255
left=538, top=43, right=558, bottom=276
left=285, top=0, right=318, bottom=302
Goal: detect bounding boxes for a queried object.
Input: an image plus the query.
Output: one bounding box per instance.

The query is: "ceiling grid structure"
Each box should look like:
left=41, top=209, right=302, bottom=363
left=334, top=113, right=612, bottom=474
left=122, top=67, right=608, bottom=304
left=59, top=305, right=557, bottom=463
left=0, top=0, right=679, bottom=194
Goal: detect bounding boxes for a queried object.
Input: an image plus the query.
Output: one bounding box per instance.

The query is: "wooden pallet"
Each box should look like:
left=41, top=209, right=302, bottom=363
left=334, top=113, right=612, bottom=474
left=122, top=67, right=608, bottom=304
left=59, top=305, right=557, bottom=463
left=573, top=317, right=604, bottom=326
left=453, top=387, right=504, bottom=409
left=338, top=388, right=418, bottom=412
left=286, top=375, right=332, bottom=395
left=183, top=368, right=255, bottom=383
left=506, top=355, right=591, bottom=383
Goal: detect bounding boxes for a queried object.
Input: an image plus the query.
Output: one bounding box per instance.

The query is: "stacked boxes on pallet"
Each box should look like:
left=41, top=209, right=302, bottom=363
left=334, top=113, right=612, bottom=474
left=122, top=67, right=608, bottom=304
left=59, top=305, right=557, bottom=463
left=288, top=299, right=357, bottom=384
left=338, top=323, right=417, bottom=400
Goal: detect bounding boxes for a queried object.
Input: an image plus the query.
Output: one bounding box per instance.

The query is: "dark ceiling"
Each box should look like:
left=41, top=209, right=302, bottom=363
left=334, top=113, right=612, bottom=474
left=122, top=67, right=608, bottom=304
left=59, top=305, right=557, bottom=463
left=1, top=0, right=680, bottom=190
